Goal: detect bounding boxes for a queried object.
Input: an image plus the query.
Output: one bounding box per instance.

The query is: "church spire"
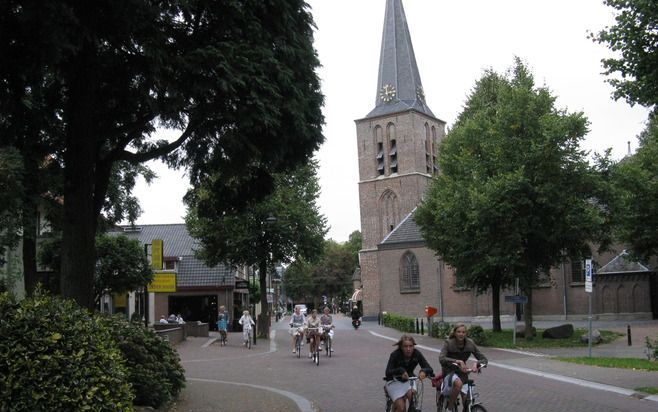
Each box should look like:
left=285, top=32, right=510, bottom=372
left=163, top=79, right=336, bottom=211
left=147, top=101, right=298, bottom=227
left=366, top=0, right=434, bottom=119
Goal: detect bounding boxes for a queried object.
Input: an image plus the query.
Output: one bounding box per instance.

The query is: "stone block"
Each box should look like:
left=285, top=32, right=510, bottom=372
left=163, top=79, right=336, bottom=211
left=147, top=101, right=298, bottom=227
left=542, top=324, right=574, bottom=339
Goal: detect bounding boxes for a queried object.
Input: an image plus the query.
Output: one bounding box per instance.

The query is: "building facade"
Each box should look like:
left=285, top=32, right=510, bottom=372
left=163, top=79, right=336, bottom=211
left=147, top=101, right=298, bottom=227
left=356, top=0, right=656, bottom=322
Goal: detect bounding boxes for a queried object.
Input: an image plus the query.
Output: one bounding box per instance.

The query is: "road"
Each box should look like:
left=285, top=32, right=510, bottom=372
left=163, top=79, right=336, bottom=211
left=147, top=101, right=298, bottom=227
left=178, top=314, right=658, bottom=412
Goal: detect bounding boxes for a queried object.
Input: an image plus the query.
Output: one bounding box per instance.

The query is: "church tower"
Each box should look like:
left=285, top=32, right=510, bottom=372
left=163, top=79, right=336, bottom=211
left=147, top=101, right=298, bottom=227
left=356, top=0, right=445, bottom=317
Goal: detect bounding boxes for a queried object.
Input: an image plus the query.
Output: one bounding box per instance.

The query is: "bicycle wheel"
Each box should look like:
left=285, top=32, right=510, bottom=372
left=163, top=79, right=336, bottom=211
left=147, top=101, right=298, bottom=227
left=327, top=338, right=331, bottom=357
left=247, top=334, right=252, bottom=349
left=470, top=404, right=487, bottom=412
left=296, top=336, right=301, bottom=358
left=315, top=350, right=319, bottom=366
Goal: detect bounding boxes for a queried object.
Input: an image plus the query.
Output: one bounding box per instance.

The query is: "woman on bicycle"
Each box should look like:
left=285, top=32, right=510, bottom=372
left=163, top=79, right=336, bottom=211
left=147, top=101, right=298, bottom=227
left=385, top=334, right=433, bottom=412
left=319, top=306, right=335, bottom=352
left=305, top=309, right=322, bottom=358
left=238, top=310, right=255, bottom=347
left=439, top=323, right=487, bottom=412
left=289, top=305, right=306, bottom=354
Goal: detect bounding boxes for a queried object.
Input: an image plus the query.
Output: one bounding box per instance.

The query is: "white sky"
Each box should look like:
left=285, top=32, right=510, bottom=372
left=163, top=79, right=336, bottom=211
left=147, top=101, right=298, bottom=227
left=129, top=0, right=650, bottom=243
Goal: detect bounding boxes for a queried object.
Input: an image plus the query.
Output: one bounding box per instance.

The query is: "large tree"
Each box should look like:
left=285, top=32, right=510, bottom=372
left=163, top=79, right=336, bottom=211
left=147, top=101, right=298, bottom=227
left=610, top=115, right=658, bottom=260
left=186, top=161, right=327, bottom=337
left=0, top=1, right=324, bottom=309
left=591, top=0, right=658, bottom=111
left=415, top=59, right=612, bottom=334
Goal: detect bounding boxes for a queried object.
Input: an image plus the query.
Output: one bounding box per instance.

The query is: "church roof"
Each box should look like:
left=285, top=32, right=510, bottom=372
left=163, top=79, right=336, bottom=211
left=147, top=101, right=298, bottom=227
left=597, top=250, right=652, bottom=275
left=379, top=208, right=425, bottom=249
left=366, top=0, right=435, bottom=119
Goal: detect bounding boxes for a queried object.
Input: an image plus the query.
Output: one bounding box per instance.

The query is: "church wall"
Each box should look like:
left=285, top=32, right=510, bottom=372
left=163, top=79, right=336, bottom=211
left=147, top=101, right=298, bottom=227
left=359, top=249, right=380, bottom=317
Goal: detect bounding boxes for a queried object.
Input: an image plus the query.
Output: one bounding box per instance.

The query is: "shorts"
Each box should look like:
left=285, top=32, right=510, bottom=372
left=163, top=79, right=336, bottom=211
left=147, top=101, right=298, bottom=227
left=440, top=373, right=469, bottom=396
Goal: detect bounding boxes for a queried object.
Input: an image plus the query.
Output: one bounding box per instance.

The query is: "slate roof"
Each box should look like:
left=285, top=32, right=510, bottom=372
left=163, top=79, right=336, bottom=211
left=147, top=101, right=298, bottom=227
left=109, top=224, right=234, bottom=287
left=379, top=209, right=425, bottom=249
left=597, top=250, right=652, bottom=275
left=365, top=0, right=435, bottom=119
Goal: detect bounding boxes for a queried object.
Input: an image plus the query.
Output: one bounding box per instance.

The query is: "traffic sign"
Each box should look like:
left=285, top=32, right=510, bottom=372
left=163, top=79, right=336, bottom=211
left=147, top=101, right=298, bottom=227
left=585, top=259, right=593, bottom=293
left=504, top=295, right=528, bottom=304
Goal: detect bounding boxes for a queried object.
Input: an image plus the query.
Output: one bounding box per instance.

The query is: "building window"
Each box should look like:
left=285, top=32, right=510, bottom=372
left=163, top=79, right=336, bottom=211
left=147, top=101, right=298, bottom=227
left=400, top=252, right=420, bottom=293
left=570, top=257, right=585, bottom=283
left=377, top=142, right=385, bottom=175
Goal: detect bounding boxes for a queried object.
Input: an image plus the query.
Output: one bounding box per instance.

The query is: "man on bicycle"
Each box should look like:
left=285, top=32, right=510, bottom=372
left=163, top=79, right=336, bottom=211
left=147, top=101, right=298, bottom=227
left=289, top=305, right=306, bottom=354
left=319, top=306, right=335, bottom=352
left=385, top=334, right=433, bottom=412
left=439, top=323, right=487, bottom=412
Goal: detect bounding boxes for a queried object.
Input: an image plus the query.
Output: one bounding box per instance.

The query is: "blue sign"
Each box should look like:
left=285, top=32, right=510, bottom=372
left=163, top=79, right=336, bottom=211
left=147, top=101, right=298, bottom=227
left=504, top=295, right=528, bottom=304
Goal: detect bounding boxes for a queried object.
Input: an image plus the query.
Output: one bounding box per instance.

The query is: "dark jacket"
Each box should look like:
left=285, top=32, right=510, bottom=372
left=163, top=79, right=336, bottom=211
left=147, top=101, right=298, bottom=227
left=385, top=348, right=433, bottom=381
left=439, top=337, right=487, bottom=381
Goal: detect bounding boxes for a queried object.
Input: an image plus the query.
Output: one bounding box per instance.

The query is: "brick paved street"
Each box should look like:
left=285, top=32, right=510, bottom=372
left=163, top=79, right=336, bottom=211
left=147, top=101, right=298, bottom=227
left=174, top=315, right=658, bottom=412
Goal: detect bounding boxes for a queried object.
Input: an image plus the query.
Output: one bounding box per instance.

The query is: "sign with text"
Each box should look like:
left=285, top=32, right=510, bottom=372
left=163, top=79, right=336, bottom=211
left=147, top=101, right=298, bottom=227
left=235, top=280, right=249, bottom=290
left=585, top=258, right=593, bottom=293
left=151, top=239, right=163, bottom=270
left=148, top=272, right=176, bottom=293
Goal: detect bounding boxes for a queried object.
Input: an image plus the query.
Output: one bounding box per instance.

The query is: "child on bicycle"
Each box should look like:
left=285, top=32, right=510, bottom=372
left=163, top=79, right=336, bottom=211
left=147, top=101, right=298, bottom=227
left=289, top=305, right=306, bottom=353
left=439, top=323, right=487, bottom=412
left=216, top=305, right=229, bottom=344
left=238, top=310, right=255, bottom=347
left=385, top=334, right=433, bottom=412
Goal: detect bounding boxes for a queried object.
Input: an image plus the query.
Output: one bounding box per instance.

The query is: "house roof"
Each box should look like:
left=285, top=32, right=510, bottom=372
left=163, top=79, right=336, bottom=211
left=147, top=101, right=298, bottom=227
left=365, top=0, right=436, bottom=120
left=379, top=209, right=425, bottom=249
left=109, top=224, right=234, bottom=287
left=597, top=250, right=652, bottom=275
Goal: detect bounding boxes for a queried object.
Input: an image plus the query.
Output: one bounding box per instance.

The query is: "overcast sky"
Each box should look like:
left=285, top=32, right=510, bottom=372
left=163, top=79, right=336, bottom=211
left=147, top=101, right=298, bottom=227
left=129, top=0, right=650, bottom=243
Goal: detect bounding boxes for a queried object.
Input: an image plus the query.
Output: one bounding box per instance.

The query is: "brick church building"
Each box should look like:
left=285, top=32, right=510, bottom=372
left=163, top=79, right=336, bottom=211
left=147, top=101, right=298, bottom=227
left=355, top=0, right=657, bottom=323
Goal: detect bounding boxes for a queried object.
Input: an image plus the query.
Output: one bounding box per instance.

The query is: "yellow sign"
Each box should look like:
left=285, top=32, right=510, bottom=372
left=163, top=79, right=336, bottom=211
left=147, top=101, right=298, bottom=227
left=151, top=239, right=163, bottom=270
left=113, top=293, right=127, bottom=307
left=148, top=272, right=176, bottom=293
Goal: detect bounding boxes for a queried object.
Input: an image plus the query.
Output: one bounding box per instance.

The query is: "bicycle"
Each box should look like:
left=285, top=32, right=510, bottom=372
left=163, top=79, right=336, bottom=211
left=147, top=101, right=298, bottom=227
left=321, top=326, right=333, bottom=357
left=292, top=325, right=304, bottom=358
left=435, top=363, right=487, bottom=412
left=384, top=376, right=425, bottom=412
left=243, top=324, right=253, bottom=350
left=307, top=326, right=321, bottom=366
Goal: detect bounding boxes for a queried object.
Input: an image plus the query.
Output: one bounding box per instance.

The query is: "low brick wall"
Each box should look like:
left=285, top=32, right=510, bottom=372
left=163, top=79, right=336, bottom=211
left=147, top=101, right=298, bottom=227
left=184, top=322, right=209, bottom=337
left=153, top=325, right=185, bottom=345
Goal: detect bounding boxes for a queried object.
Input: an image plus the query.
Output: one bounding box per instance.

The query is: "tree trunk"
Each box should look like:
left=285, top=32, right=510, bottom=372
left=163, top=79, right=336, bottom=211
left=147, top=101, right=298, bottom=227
left=491, top=281, right=501, bottom=332
left=59, top=41, right=99, bottom=311
left=258, top=256, right=269, bottom=338
left=523, top=287, right=534, bottom=340
left=21, top=163, right=39, bottom=296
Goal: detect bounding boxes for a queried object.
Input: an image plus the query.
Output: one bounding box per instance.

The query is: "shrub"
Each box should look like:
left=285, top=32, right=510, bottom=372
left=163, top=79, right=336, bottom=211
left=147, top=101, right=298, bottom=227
left=468, top=324, right=488, bottom=346
left=431, top=321, right=453, bottom=339
left=101, top=314, right=186, bottom=408
left=0, top=291, right=134, bottom=411
left=382, top=312, right=416, bottom=333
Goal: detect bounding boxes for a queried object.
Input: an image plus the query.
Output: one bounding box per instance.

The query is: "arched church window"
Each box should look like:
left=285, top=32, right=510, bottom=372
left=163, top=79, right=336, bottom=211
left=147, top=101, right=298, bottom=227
left=374, top=125, right=385, bottom=176
left=431, top=126, right=439, bottom=174
left=379, top=189, right=400, bottom=240
left=400, top=251, right=420, bottom=293
left=387, top=123, right=397, bottom=175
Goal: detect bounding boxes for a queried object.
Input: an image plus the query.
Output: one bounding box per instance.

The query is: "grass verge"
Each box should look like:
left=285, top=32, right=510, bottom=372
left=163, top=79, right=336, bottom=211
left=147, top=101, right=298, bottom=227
left=482, top=328, right=623, bottom=349
left=555, top=356, right=658, bottom=371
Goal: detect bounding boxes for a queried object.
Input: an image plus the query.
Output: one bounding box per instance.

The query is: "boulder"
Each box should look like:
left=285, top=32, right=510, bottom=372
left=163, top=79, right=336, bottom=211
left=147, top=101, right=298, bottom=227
left=542, top=324, right=574, bottom=339
left=580, top=329, right=602, bottom=344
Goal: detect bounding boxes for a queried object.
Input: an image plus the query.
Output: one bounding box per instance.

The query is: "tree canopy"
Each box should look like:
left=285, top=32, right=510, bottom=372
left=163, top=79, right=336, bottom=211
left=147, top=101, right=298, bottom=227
left=592, top=0, right=658, bottom=111
left=415, top=58, right=612, bottom=332
left=0, top=0, right=324, bottom=308
left=610, top=114, right=658, bottom=260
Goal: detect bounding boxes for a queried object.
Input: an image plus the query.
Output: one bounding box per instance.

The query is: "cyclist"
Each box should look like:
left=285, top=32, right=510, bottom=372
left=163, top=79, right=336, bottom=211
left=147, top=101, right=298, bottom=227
left=289, top=305, right=306, bottom=354
left=238, top=310, right=255, bottom=347
left=438, top=323, right=488, bottom=412
left=305, top=309, right=322, bottom=358
left=319, top=306, right=335, bottom=352
left=217, top=305, right=229, bottom=343
left=385, top=334, right=433, bottom=412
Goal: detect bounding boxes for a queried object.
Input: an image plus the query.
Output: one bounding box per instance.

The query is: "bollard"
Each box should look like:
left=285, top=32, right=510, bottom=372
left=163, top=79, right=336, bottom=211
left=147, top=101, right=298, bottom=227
left=416, top=318, right=420, bottom=334
left=627, top=324, right=632, bottom=346
left=421, top=318, right=424, bottom=335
